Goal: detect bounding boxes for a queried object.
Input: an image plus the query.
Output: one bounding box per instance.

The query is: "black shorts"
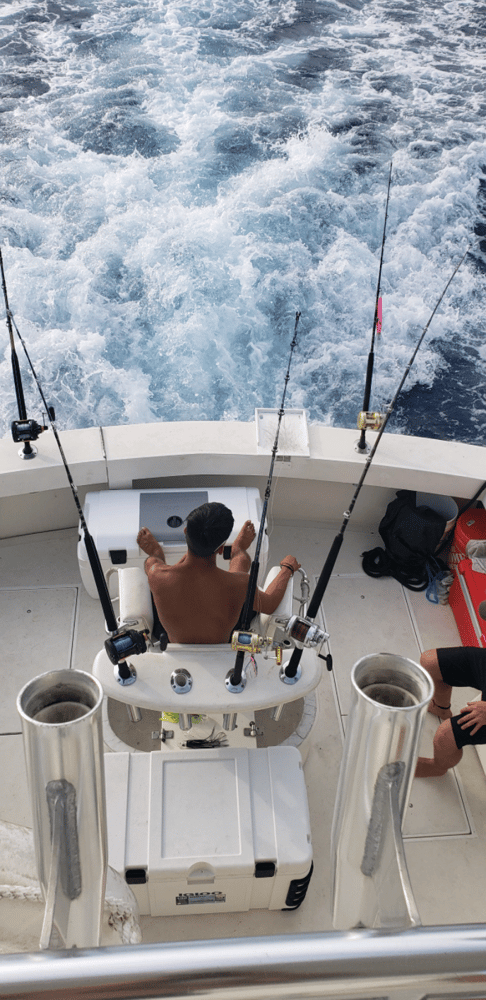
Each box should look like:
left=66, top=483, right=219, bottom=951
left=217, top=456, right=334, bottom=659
left=437, top=646, right=486, bottom=749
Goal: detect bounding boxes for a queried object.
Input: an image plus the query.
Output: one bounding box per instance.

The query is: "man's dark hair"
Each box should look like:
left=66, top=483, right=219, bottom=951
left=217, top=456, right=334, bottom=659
left=185, top=502, right=234, bottom=558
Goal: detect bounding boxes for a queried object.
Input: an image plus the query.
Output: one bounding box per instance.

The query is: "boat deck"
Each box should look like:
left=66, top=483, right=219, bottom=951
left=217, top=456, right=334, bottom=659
left=2, top=518, right=486, bottom=945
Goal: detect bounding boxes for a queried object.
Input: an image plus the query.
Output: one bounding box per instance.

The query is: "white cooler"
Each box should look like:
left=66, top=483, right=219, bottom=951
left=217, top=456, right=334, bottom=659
left=78, top=487, right=266, bottom=598
left=104, top=746, right=313, bottom=916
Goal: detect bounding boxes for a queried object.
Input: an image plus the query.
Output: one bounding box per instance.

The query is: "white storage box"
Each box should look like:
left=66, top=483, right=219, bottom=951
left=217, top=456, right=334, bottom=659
left=78, top=487, right=266, bottom=598
left=104, top=747, right=313, bottom=916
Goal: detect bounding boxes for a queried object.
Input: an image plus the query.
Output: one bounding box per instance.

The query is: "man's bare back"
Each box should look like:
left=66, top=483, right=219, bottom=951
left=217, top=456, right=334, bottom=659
left=137, top=520, right=300, bottom=644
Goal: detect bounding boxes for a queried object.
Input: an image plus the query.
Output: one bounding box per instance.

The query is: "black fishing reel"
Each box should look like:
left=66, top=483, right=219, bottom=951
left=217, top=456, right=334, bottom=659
left=104, top=628, right=148, bottom=665
left=11, top=406, right=55, bottom=443
left=11, top=418, right=47, bottom=443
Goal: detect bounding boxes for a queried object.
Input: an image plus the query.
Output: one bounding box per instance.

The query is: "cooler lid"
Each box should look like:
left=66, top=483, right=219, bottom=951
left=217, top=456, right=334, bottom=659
left=148, top=747, right=312, bottom=881
left=148, top=750, right=255, bottom=879
left=105, top=748, right=312, bottom=883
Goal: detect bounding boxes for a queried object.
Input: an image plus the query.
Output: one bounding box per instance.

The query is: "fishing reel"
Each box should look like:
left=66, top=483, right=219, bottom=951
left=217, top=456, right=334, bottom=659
left=231, top=615, right=328, bottom=661
left=231, top=630, right=284, bottom=664
left=276, top=614, right=329, bottom=650
left=11, top=418, right=47, bottom=443
left=104, top=627, right=148, bottom=665
left=357, top=411, right=385, bottom=432
left=11, top=406, right=55, bottom=443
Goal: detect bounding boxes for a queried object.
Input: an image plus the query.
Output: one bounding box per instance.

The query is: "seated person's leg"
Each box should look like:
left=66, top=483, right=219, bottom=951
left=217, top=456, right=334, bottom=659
left=415, top=719, right=463, bottom=778
left=421, top=649, right=452, bottom=719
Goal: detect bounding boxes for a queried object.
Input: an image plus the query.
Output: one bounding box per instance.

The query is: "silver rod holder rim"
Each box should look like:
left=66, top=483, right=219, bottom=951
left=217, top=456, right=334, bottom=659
left=280, top=661, right=302, bottom=685
left=225, top=668, right=246, bottom=694
left=170, top=668, right=193, bottom=694
left=17, top=669, right=104, bottom=726
left=351, top=653, right=434, bottom=711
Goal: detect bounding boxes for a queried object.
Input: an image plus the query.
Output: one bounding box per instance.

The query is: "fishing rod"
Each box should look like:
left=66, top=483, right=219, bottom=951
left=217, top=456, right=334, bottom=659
left=0, top=250, right=43, bottom=460
left=283, top=245, right=470, bottom=682
left=226, top=311, right=303, bottom=693
left=357, top=160, right=393, bottom=454
left=0, top=251, right=141, bottom=674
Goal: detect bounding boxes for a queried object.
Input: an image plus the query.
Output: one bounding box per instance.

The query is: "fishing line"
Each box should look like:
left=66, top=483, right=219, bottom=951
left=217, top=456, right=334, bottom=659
left=357, top=160, right=393, bottom=454
left=284, top=245, right=470, bottom=680
left=227, top=311, right=301, bottom=691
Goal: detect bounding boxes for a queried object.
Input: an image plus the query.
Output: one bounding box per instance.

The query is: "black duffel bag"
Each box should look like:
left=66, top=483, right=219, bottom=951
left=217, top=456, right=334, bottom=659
left=362, top=489, right=448, bottom=591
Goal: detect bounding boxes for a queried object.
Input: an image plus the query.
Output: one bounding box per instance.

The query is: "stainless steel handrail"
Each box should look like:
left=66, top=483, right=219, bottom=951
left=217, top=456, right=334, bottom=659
left=2, top=925, right=486, bottom=999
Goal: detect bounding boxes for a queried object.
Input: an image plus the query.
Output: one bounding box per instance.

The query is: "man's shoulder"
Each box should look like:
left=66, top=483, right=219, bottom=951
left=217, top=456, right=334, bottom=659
left=145, top=557, right=172, bottom=578
left=220, top=569, right=252, bottom=594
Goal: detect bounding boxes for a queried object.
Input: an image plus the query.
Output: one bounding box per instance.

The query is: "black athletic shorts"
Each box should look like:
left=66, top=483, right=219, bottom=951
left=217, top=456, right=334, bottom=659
left=437, top=646, right=486, bottom=749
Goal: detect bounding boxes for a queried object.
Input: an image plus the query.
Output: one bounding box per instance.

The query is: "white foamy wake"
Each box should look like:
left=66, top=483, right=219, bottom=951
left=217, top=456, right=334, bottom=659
left=0, top=0, right=484, bottom=441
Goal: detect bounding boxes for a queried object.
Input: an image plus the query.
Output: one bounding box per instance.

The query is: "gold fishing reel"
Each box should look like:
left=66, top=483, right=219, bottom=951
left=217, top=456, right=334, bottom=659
left=357, top=410, right=385, bottom=432
left=231, top=630, right=283, bottom=665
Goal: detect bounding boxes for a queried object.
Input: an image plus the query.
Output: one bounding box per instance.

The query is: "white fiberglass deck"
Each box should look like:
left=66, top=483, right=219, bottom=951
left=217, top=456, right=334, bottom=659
left=2, top=518, right=486, bottom=947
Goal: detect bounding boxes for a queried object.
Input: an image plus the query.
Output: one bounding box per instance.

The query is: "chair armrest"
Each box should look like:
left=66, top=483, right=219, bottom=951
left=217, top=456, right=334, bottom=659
left=251, top=565, right=294, bottom=635
left=118, top=567, right=154, bottom=632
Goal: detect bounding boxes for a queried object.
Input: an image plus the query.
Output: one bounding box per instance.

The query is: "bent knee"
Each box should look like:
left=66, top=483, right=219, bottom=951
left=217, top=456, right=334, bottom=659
left=420, top=648, right=438, bottom=670
left=433, top=720, right=463, bottom=769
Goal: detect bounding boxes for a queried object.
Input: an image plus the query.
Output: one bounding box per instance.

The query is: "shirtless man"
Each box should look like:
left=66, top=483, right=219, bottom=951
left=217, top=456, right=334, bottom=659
left=415, top=644, right=486, bottom=778
left=137, top=501, right=301, bottom=644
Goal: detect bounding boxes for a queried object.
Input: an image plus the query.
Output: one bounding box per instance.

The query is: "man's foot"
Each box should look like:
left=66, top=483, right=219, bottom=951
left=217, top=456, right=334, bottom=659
left=231, top=520, right=256, bottom=556
left=137, top=527, right=164, bottom=559
left=427, top=699, right=452, bottom=721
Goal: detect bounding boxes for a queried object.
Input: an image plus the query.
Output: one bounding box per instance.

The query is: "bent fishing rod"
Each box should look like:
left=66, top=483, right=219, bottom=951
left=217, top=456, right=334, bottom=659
left=227, top=311, right=302, bottom=692
left=1, top=251, right=142, bottom=673
left=357, top=160, right=393, bottom=454
left=283, top=245, right=470, bottom=681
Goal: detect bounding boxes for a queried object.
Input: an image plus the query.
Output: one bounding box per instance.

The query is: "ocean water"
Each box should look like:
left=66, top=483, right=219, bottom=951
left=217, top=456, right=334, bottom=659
left=0, top=0, right=485, bottom=444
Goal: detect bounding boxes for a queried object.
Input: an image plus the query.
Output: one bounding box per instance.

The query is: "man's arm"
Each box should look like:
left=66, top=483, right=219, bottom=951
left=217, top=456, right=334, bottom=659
left=253, top=555, right=301, bottom=615
left=137, top=527, right=167, bottom=575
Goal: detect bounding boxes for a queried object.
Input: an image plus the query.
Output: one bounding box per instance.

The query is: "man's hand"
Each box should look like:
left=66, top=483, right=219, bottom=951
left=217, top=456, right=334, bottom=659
left=137, top=527, right=166, bottom=563
left=458, top=700, right=486, bottom=736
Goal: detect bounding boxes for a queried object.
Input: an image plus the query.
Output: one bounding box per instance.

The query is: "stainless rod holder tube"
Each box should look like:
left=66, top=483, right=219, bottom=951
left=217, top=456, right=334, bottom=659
left=270, top=704, right=284, bottom=722
left=126, top=704, right=142, bottom=724
left=222, top=713, right=237, bottom=731
left=178, top=713, right=192, bottom=731
left=17, top=670, right=107, bottom=950
left=331, top=653, right=433, bottom=931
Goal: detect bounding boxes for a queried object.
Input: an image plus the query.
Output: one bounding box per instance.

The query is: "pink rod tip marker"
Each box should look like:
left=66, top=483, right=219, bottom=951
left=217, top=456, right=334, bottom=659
left=376, top=297, right=382, bottom=335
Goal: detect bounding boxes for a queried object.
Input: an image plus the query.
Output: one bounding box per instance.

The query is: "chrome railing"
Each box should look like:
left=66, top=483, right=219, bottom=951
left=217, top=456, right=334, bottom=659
left=2, top=925, right=486, bottom=1000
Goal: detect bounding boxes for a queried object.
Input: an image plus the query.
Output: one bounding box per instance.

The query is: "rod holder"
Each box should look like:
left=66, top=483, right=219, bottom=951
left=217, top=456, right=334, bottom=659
left=126, top=704, right=142, bottom=724
left=270, top=704, right=284, bottom=722
left=225, top=667, right=246, bottom=694
left=331, top=653, right=433, bottom=931
left=116, top=661, right=137, bottom=686
left=19, top=442, right=38, bottom=460
left=17, top=670, right=107, bottom=950
left=222, top=713, right=238, bottom=732
left=170, top=668, right=193, bottom=694
left=280, top=660, right=302, bottom=684
left=178, top=713, right=192, bottom=732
